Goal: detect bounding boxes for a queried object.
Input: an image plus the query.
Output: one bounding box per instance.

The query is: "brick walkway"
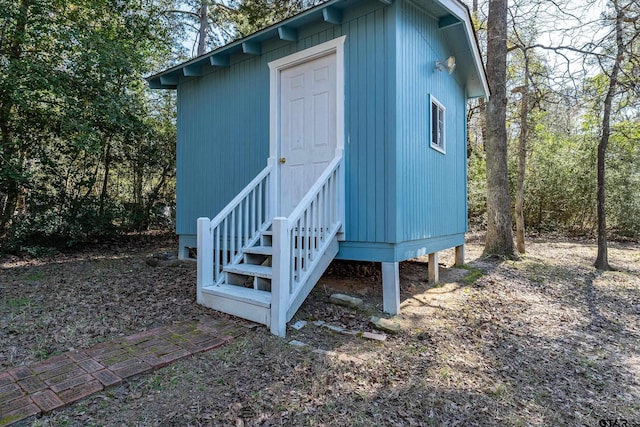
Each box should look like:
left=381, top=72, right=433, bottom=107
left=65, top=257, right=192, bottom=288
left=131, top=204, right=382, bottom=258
left=0, top=318, right=248, bottom=426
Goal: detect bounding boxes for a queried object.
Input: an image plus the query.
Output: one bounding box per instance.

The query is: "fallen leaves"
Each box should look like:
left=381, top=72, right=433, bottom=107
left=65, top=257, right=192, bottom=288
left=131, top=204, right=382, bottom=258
left=1, top=234, right=639, bottom=426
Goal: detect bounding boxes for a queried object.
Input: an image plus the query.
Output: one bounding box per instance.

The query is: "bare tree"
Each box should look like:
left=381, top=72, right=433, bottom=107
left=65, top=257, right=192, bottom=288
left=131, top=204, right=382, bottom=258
left=484, top=0, right=517, bottom=258
left=508, top=2, right=546, bottom=254
left=594, top=0, right=638, bottom=269
left=197, top=2, right=208, bottom=56
left=514, top=52, right=529, bottom=253
left=508, top=0, right=638, bottom=266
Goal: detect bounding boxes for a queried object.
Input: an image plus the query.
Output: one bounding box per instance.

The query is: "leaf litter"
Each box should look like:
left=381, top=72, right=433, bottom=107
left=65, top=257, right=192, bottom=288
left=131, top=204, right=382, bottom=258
left=0, top=232, right=639, bottom=426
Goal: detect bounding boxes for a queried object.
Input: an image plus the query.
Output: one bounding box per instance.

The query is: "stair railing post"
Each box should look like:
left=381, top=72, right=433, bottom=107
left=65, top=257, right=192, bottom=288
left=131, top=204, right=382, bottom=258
left=197, top=217, right=213, bottom=305
left=271, top=217, right=290, bottom=337
left=267, top=157, right=278, bottom=220
left=335, top=147, right=345, bottom=236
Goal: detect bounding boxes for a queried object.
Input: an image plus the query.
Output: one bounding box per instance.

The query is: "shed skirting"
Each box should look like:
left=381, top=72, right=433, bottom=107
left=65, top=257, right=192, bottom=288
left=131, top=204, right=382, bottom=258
left=179, top=232, right=465, bottom=263
left=335, top=233, right=465, bottom=262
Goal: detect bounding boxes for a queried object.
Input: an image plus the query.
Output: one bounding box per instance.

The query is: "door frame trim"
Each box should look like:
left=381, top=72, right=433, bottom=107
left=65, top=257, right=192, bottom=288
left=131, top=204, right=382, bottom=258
left=268, top=35, right=346, bottom=216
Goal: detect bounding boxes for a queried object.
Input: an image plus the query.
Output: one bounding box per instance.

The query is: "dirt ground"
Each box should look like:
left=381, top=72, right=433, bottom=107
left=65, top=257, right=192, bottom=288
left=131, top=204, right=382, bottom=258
left=1, top=232, right=639, bottom=426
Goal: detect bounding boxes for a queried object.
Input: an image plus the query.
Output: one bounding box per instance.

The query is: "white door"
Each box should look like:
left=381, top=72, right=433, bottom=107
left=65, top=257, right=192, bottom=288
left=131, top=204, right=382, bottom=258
left=279, top=53, right=337, bottom=216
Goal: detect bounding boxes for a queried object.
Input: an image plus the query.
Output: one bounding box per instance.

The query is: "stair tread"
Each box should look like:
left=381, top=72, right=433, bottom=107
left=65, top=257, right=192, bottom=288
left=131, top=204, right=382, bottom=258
left=243, top=245, right=273, bottom=255
left=224, top=264, right=273, bottom=279
left=201, top=283, right=271, bottom=307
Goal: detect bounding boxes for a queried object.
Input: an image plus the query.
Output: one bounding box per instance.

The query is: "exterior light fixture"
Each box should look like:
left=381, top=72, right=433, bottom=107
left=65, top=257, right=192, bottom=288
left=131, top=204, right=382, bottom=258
left=435, top=56, right=456, bottom=74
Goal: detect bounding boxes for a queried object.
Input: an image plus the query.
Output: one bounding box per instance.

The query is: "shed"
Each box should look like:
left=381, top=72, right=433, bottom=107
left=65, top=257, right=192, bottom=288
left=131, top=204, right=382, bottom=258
left=148, top=0, right=488, bottom=336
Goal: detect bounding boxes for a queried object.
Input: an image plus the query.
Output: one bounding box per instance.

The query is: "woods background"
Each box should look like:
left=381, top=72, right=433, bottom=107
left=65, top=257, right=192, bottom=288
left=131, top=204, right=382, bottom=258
left=1, top=0, right=638, bottom=254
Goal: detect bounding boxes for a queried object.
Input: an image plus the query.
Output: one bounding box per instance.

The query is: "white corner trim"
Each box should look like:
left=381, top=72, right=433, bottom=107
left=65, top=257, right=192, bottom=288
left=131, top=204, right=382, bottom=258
left=437, top=0, right=489, bottom=97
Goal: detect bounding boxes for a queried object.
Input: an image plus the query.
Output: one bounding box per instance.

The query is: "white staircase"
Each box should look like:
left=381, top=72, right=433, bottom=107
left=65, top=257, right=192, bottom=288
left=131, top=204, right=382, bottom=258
left=197, top=154, right=343, bottom=336
left=198, top=226, right=274, bottom=326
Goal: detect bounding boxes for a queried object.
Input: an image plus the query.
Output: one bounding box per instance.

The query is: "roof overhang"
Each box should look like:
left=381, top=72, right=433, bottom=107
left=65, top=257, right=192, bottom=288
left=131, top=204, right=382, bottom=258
left=147, top=0, right=361, bottom=89
left=147, top=0, right=488, bottom=99
left=409, top=0, right=489, bottom=98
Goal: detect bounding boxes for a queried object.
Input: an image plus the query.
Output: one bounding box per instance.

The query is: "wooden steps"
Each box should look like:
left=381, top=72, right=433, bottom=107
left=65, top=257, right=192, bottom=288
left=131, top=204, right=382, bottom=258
left=223, top=263, right=273, bottom=279
left=200, top=284, right=271, bottom=325
left=196, top=157, right=344, bottom=336
left=199, top=228, right=275, bottom=326
left=242, top=245, right=273, bottom=255
left=201, top=284, right=271, bottom=307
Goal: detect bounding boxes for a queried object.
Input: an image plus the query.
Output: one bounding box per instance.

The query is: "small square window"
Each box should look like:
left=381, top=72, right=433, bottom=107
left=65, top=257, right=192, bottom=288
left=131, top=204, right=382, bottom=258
left=430, top=95, right=445, bottom=154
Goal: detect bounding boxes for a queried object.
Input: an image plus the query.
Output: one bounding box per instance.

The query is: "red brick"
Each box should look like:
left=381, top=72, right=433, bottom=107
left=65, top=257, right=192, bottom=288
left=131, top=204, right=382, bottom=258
left=0, top=395, right=34, bottom=415
left=92, top=370, right=122, bottom=387
left=85, top=342, right=125, bottom=359
left=57, top=380, right=103, bottom=404
left=106, top=357, right=136, bottom=371
left=0, top=372, right=14, bottom=387
left=177, top=330, right=213, bottom=344
left=140, top=342, right=182, bottom=358
left=8, top=365, right=34, bottom=380
left=164, top=333, right=189, bottom=345
left=110, top=359, right=152, bottom=378
left=66, top=350, right=90, bottom=362
left=89, top=346, right=129, bottom=362
left=76, top=358, right=104, bottom=373
left=40, top=364, right=84, bottom=382
left=43, top=365, right=86, bottom=385
left=140, top=349, right=191, bottom=369
left=31, top=389, right=65, bottom=412
left=50, top=373, right=95, bottom=393
left=31, top=355, right=71, bottom=374
left=0, top=382, right=25, bottom=402
left=167, top=323, right=198, bottom=335
left=17, top=375, right=48, bottom=393
left=127, top=337, right=168, bottom=352
left=99, top=351, right=131, bottom=366
left=0, top=397, right=39, bottom=427
left=179, top=337, right=229, bottom=354
left=121, top=329, right=159, bottom=345
left=154, top=343, right=185, bottom=357
left=86, top=340, right=113, bottom=351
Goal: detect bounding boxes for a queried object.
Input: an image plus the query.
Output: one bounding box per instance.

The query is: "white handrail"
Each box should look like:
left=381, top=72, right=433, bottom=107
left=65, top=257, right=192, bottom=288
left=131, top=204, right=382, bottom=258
left=201, top=164, right=273, bottom=286
left=286, top=156, right=342, bottom=228
left=210, top=164, right=273, bottom=226
left=198, top=155, right=343, bottom=338
left=271, top=155, right=343, bottom=336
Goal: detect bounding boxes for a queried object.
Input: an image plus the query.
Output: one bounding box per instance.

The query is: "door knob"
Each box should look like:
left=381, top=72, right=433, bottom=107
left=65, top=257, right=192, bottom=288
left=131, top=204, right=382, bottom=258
left=279, top=157, right=286, bottom=164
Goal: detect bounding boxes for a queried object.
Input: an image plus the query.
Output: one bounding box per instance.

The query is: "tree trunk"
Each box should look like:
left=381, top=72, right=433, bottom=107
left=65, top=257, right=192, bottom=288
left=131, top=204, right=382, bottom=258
left=99, top=142, right=112, bottom=216
left=0, top=0, right=30, bottom=234
left=472, top=0, right=487, bottom=154
left=594, top=1, right=624, bottom=270
left=197, top=2, right=208, bottom=56
left=142, top=163, right=171, bottom=231
left=515, top=53, right=529, bottom=254
left=484, top=0, right=517, bottom=258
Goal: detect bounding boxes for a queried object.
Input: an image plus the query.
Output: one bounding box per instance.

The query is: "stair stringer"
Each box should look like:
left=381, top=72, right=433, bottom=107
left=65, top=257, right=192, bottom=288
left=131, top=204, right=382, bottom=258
left=286, top=237, right=339, bottom=322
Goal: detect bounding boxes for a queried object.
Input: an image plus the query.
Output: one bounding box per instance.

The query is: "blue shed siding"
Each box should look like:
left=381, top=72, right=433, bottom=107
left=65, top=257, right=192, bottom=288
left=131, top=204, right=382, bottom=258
left=175, top=0, right=473, bottom=262
left=176, top=1, right=393, bottom=243
left=344, top=4, right=392, bottom=244
left=393, top=0, right=468, bottom=244
left=176, top=58, right=270, bottom=236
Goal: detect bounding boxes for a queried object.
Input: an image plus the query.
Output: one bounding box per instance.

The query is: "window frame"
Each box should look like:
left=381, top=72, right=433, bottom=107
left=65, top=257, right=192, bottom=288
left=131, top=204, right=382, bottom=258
left=429, top=95, right=446, bottom=154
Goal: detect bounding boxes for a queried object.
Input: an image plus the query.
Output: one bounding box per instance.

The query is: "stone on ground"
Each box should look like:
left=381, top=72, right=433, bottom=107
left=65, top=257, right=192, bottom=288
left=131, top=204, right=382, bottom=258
left=369, top=316, right=401, bottom=333
left=329, top=293, right=363, bottom=308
